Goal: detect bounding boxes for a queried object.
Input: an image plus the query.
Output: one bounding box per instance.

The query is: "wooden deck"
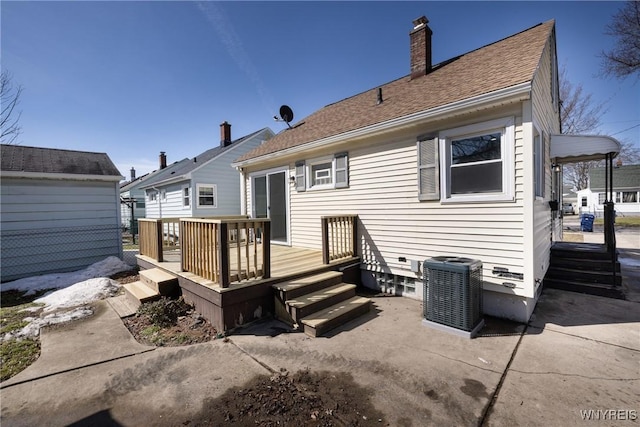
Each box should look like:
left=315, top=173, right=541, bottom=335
left=137, top=244, right=359, bottom=291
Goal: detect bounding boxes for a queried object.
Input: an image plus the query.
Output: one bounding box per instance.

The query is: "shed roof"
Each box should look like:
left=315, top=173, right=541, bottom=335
left=236, top=20, right=554, bottom=164
left=1, top=144, right=121, bottom=178
left=589, top=165, right=640, bottom=191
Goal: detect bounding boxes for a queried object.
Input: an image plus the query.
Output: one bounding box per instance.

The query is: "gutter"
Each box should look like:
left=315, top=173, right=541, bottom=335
left=232, top=82, right=531, bottom=168
left=0, top=171, right=124, bottom=182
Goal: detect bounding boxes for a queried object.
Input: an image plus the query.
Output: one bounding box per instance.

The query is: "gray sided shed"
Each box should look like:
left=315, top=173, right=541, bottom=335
left=1, top=144, right=124, bottom=282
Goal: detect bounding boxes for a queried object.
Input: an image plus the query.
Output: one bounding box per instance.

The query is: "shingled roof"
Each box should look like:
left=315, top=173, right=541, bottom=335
left=236, top=20, right=554, bottom=163
left=589, top=165, right=640, bottom=191
left=1, top=144, right=122, bottom=178
left=139, top=127, right=271, bottom=189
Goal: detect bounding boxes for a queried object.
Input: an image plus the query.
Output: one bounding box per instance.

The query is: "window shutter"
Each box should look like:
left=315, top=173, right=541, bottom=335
left=295, top=161, right=306, bottom=192
left=418, top=137, right=439, bottom=200
left=335, top=152, right=349, bottom=188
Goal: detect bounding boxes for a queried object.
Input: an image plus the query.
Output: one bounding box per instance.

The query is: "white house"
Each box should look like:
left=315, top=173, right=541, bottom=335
left=120, top=153, right=189, bottom=233
left=576, top=164, right=640, bottom=217
left=232, top=18, right=621, bottom=323
left=140, top=123, right=273, bottom=218
left=1, top=144, right=123, bottom=282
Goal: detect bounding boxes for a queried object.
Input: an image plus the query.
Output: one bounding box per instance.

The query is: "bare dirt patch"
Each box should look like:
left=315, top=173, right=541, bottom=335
left=187, top=369, right=387, bottom=426
left=123, top=298, right=218, bottom=347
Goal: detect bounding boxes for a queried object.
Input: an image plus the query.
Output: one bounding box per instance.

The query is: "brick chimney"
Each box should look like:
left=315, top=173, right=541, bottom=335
left=130, top=167, right=136, bottom=181
left=159, top=151, right=167, bottom=169
left=220, top=121, right=232, bottom=147
left=410, top=16, right=433, bottom=80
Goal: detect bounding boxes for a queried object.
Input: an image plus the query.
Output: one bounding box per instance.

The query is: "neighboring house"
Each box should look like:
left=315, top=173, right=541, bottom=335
left=577, top=164, right=640, bottom=216
left=232, top=17, right=620, bottom=323
left=1, top=144, right=123, bottom=282
left=140, top=123, right=273, bottom=218
left=562, top=184, right=578, bottom=215
left=120, top=153, right=189, bottom=233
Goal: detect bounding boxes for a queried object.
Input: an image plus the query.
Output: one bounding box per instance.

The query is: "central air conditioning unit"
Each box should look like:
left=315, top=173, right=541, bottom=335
left=422, top=256, right=484, bottom=339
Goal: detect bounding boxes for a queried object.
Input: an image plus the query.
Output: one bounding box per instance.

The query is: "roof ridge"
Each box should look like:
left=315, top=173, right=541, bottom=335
left=0, top=143, right=108, bottom=156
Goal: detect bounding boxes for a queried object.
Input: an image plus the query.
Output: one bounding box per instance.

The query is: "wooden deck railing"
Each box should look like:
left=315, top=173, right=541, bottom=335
left=138, top=218, right=181, bottom=262
left=180, top=218, right=271, bottom=288
left=321, top=215, right=358, bottom=264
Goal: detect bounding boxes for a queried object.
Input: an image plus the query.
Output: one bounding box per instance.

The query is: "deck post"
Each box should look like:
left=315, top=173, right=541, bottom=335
left=179, top=219, right=185, bottom=272
left=262, top=221, right=271, bottom=279
left=155, top=219, right=164, bottom=262
left=219, top=222, right=230, bottom=288
left=321, top=217, right=330, bottom=264
left=351, top=216, right=358, bottom=257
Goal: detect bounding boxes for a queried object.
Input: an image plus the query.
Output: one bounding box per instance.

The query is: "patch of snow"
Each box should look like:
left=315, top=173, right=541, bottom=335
left=619, top=257, right=640, bottom=268
left=1, top=258, right=129, bottom=341
left=5, top=307, right=94, bottom=341
left=2, top=256, right=131, bottom=295
left=36, top=278, right=120, bottom=312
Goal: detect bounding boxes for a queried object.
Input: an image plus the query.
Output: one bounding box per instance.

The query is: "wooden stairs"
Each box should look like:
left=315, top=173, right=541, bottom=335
left=111, top=268, right=179, bottom=317
left=273, top=271, right=371, bottom=337
left=544, top=242, right=624, bottom=299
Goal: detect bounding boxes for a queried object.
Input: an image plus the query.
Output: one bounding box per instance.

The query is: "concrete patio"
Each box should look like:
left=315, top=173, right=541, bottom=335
left=1, top=282, right=638, bottom=426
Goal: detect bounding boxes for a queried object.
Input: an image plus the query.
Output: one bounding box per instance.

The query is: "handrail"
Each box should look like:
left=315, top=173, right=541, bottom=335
left=180, top=217, right=271, bottom=288
left=321, top=215, right=358, bottom=264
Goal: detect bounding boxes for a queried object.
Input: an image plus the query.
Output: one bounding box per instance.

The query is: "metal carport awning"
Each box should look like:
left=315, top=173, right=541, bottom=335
left=550, top=134, right=621, bottom=164
left=550, top=133, right=622, bottom=257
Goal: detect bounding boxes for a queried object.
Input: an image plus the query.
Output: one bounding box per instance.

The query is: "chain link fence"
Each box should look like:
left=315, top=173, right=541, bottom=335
left=1, top=225, right=122, bottom=283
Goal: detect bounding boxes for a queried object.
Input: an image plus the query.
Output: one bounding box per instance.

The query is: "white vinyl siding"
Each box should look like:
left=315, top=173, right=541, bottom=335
left=244, top=112, right=529, bottom=299
left=528, top=32, right=561, bottom=294
left=0, top=178, right=122, bottom=282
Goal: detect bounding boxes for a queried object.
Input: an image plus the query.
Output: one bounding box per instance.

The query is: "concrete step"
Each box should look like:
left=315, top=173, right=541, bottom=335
left=107, top=294, right=140, bottom=318
left=300, top=296, right=371, bottom=338
left=272, top=271, right=343, bottom=302
left=543, top=278, right=625, bottom=299
left=139, top=268, right=178, bottom=296
left=123, top=280, right=160, bottom=306
left=286, top=283, right=356, bottom=323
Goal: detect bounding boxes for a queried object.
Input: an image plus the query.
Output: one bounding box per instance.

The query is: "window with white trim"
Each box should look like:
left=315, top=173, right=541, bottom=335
left=439, top=117, right=515, bottom=203
left=295, top=153, right=348, bottom=191
left=621, top=191, right=638, bottom=203
left=598, top=193, right=606, bottom=204
left=182, top=186, right=190, bottom=208
left=148, top=190, right=157, bottom=202
left=196, top=184, right=217, bottom=208
left=534, top=127, right=545, bottom=198
left=160, top=189, right=167, bottom=201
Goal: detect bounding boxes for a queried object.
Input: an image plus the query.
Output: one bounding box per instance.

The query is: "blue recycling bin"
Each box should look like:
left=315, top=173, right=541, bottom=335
left=580, top=214, right=595, bottom=232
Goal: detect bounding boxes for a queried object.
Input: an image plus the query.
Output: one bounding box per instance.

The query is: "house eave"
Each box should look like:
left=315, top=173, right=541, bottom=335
left=232, top=82, right=532, bottom=168
left=139, top=175, right=189, bottom=190
left=0, top=171, right=123, bottom=182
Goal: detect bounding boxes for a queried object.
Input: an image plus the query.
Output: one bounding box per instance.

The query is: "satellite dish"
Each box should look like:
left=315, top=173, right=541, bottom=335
left=279, top=105, right=294, bottom=128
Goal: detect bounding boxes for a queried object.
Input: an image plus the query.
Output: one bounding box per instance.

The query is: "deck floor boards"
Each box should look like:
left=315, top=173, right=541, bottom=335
left=139, top=245, right=353, bottom=290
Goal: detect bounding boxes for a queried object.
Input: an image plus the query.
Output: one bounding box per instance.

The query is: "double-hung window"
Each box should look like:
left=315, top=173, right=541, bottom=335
left=295, top=152, right=349, bottom=191
left=148, top=190, right=158, bottom=202
left=196, top=184, right=217, bottom=208
left=183, top=186, right=190, bottom=208
left=438, top=117, right=515, bottom=203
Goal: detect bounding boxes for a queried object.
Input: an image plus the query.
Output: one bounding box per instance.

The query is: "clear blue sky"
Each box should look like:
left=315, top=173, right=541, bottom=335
left=2, top=1, right=638, bottom=179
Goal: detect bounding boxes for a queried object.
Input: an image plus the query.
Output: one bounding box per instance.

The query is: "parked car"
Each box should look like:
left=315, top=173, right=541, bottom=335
left=562, top=203, right=575, bottom=215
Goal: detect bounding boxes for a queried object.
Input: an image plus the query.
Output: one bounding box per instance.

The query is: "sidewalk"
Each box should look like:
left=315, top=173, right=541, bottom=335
left=1, top=286, right=638, bottom=426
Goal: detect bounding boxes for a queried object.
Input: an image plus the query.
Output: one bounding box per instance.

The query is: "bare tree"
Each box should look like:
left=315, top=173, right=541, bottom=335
left=1, top=70, right=23, bottom=145
left=559, top=67, right=607, bottom=190
left=601, top=0, right=640, bottom=79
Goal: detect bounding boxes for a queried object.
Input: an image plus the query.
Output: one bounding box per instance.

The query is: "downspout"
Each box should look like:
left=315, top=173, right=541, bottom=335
left=238, top=167, right=247, bottom=216
left=152, top=186, right=163, bottom=218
